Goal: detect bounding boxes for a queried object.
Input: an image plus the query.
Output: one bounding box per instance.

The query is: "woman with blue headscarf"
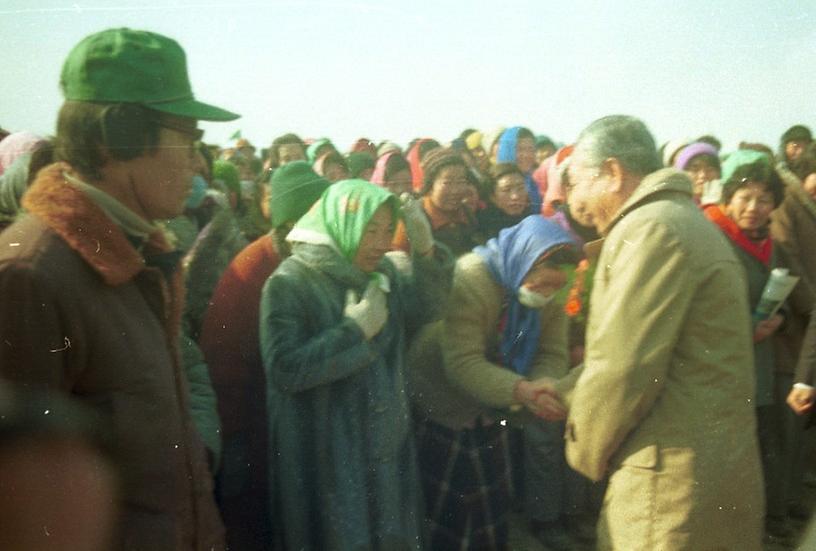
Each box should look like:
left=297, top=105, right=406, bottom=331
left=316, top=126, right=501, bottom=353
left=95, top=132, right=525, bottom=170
left=408, top=215, right=578, bottom=550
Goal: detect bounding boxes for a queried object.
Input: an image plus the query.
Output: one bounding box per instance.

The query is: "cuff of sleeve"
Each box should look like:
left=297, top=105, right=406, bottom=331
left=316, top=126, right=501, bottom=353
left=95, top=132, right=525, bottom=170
left=794, top=383, right=814, bottom=391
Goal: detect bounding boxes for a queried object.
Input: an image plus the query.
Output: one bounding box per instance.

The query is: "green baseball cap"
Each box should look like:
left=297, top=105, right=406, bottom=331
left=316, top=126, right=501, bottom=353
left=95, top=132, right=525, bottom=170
left=60, top=28, right=239, bottom=122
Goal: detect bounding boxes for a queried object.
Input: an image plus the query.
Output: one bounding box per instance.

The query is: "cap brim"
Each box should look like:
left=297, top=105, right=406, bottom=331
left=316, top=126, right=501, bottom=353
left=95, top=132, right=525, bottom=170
left=148, top=98, right=240, bottom=122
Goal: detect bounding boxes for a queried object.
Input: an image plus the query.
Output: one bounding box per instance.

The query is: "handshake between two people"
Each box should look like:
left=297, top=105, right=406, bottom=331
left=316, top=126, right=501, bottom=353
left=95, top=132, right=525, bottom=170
left=513, top=377, right=567, bottom=421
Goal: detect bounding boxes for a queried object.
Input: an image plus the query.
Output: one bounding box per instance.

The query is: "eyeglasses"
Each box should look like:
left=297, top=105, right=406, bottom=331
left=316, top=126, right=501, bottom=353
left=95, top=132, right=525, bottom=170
left=154, top=117, right=204, bottom=142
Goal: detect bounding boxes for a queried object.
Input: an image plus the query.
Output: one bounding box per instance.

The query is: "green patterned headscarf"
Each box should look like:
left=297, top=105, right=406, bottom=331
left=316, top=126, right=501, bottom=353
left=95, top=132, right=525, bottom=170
left=286, top=179, right=400, bottom=261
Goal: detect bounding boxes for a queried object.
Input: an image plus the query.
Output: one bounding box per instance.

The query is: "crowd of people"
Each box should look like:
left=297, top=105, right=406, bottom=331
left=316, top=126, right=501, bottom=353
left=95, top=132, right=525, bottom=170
left=1, top=27, right=815, bottom=551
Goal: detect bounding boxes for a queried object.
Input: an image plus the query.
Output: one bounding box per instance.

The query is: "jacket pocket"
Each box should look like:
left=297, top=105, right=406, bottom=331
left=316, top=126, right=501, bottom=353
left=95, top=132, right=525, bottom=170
left=619, top=443, right=659, bottom=470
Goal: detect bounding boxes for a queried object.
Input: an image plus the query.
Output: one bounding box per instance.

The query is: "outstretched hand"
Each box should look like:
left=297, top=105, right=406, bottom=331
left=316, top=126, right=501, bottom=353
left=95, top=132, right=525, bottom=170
left=514, top=377, right=567, bottom=421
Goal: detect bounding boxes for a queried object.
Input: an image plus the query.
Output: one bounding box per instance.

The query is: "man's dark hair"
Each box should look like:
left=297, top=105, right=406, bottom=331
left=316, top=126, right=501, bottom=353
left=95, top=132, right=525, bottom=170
left=54, top=101, right=161, bottom=181
left=791, top=147, right=816, bottom=182
left=268, top=133, right=306, bottom=169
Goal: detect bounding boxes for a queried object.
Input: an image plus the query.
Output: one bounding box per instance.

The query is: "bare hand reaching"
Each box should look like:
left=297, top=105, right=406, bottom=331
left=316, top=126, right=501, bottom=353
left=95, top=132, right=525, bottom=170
left=513, top=377, right=567, bottom=420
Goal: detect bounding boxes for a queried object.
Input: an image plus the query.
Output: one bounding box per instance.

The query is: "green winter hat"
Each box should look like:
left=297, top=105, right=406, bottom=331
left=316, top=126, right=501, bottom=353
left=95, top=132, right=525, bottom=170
left=287, top=179, right=400, bottom=261
left=720, top=149, right=770, bottom=186
left=306, top=138, right=334, bottom=164
left=60, top=28, right=239, bottom=121
left=212, top=160, right=240, bottom=194
left=269, top=161, right=330, bottom=229
left=346, top=152, right=376, bottom=179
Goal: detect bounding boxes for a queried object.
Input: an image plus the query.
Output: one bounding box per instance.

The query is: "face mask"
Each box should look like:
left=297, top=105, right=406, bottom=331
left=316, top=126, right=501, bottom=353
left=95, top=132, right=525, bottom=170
left=184, top=175, right=208, bottom=209
left=239, top=179, right=256, bottom=198
left=517, top=285, right=556, bottom=309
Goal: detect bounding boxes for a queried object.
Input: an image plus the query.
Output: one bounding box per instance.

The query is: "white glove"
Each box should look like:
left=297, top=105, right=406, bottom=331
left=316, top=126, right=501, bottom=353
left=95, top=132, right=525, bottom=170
left=400, top=192, right=434, bottom=255
left=344, top=279, right=388, bottom=340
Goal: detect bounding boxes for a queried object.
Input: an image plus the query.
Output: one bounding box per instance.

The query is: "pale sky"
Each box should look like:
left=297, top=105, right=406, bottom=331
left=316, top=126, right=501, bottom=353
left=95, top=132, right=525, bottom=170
left=1, top=0, right=814, bottom=154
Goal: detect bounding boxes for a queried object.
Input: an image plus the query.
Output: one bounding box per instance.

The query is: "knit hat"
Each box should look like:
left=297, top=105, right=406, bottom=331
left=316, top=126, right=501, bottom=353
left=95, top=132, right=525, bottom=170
left=781, top=125, right=812, bottom=145
left=346, top=151, right=376, bottom=179
left=377, top=141, right=402, bottom=157
left=350, top=138, right=377, bottom=157
left=212, top=160, right=240, bottom=195
left=482, top=126, right=506, bottom=155
left=661, top=137, right=692, bottom=167
left=720, top=149, right=770, bottom=186
left=60, top=28, right=238, bottom=121
left=420, top=147, right=467, bottom=194
left=269, top=160, right=330, bottom=228
left=674, top=142, right=719, bottom=170
left=306, top=138, right=334, bottom=164
left=465, top=131, right=483, bottom=151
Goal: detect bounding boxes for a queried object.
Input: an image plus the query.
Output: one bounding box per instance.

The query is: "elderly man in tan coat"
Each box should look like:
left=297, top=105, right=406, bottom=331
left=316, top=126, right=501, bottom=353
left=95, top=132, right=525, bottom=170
left=554, top=115, right=764, bottom=550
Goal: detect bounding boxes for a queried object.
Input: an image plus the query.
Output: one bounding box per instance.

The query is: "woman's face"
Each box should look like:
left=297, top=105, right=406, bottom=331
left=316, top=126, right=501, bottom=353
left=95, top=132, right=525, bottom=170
left=491, top=173, right=529, bottom=216
left=276, top=144, right=305, bottom=166
left=384, top=168, right=412, bottom=197
left=353, top=205, right=394, bottom=273
left=428, top=165, right=468, bottom=213
left=521, top=258, right=568, bottom=296
left=515, top=137, right=537, bottom=174
left=785, top=140, right=807, bottom=164
left=685, top=156, right=720, bottom=198
left=470, top=146, right=490, bottom=173
left=725, top=182, right=775, bottom=232
left=324, top=161, right=349, bottom=183
left=462, top=183, right=479, bottom=212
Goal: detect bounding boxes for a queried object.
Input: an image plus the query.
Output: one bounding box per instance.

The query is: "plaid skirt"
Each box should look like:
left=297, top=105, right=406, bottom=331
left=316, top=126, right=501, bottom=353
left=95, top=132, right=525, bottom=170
left=415, top=416, right=513, bottom=550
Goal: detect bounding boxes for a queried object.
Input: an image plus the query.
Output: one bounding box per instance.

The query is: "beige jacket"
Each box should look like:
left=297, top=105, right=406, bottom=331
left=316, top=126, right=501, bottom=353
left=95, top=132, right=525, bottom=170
left=409, top=253, right=568, bottom=429
left=564, top=169, right=763, bottom=551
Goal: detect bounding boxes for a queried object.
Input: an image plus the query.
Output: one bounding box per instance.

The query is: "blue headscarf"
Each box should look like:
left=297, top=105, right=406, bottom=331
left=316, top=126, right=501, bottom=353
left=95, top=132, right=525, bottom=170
left=474, top=215, right=576, bottom=375
left=496, top=126, right=542, bottom=213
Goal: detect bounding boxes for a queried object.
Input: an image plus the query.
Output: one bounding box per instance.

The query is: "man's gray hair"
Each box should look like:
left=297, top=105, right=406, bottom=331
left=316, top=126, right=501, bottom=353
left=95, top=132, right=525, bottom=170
left=574, top=115, right=662, bottom=175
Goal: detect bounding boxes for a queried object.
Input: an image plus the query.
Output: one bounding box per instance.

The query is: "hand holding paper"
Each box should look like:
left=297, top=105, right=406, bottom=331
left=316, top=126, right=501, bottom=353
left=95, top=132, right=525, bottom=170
left=753, top=268, right=799, bottom=322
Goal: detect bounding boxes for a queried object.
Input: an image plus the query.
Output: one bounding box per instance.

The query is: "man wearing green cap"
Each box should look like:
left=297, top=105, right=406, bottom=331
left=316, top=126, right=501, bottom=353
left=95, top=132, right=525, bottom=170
left=0, top=28, right=238, bottom=550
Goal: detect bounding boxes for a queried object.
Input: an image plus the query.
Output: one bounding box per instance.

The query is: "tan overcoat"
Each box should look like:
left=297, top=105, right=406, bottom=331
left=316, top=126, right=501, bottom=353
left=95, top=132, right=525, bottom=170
left=563, top=169, right=764, bottom=551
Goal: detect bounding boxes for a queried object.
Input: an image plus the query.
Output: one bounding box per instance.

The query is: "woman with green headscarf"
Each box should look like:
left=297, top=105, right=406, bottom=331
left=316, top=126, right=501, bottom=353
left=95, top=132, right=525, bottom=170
left=260, top=179, right=452, bottom=550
